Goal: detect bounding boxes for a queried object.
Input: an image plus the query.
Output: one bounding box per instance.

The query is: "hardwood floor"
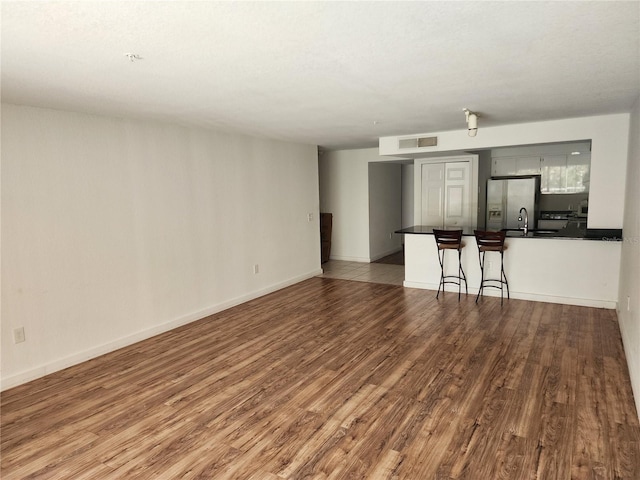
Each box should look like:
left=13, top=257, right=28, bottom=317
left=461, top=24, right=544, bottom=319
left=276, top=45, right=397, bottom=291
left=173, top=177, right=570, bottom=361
left=318, top=260, right=404, bottom=286
left=2, top=278, right=639, bottom=479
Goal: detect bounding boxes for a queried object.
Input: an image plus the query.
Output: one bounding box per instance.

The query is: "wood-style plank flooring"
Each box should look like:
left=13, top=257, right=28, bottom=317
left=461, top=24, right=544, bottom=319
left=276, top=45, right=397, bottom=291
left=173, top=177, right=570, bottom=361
left=2, top=278, right=639, bottom=479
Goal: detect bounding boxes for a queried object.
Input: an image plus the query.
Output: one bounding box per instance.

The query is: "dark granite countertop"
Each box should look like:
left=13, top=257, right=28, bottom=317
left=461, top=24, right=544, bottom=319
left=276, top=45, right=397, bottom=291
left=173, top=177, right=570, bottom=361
left=395, top=224, right=623, bottom=241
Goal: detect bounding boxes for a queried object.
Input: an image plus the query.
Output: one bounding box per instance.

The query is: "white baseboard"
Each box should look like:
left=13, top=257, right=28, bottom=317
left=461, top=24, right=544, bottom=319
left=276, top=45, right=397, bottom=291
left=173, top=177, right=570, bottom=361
left=329, top=255, right=370, bottom=263
left=0, top=269, right=323, bottom=392
left=402, top=281, right=617, bottom=309
left=617, top=317, right=640, bottom=422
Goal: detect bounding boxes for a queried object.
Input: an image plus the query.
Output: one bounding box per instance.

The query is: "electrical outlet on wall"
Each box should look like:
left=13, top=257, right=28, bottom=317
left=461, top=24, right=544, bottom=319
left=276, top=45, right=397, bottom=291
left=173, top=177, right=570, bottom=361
left=253, top=264, right=259, bottom=275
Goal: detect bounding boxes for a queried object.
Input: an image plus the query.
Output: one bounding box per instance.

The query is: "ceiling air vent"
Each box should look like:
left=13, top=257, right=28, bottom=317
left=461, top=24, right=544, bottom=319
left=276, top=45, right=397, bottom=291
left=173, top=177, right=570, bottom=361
left=398, top=136, right=438, bottom=149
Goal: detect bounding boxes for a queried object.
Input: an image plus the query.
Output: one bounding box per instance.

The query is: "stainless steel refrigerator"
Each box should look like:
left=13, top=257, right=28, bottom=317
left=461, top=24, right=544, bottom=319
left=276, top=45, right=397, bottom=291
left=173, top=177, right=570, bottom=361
left=486, top=176, right=540, bottom=230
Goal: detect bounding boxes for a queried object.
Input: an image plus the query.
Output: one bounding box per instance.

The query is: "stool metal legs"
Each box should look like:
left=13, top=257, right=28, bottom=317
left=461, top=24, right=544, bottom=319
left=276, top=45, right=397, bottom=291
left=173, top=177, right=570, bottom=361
left=436, top=247, right=468, bottom=301
left=475, top=250, right=510, bottom=306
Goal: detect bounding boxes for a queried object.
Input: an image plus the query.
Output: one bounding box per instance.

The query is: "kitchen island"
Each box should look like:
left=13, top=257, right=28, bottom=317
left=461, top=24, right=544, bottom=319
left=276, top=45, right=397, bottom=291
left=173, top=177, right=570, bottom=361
left=396, top=225, right=623, bottom=308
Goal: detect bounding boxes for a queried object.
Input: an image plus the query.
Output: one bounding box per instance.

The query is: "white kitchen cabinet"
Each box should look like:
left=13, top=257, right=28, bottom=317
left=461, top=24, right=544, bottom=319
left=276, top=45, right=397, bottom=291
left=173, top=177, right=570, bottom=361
left=492, top=153, right=589, bottom=194
left=491, top=157, right=517, bottom=176
left=491, top=156, right=541, bottom=176
left=540, top=154, right=590, bottom=193
left=566, top=153, right=590, bottom=193
left=516, top=156, right=542, bottom=175
left=540, top=155, right=567, bottom=193
left=488, top=141, right=591, bottom=193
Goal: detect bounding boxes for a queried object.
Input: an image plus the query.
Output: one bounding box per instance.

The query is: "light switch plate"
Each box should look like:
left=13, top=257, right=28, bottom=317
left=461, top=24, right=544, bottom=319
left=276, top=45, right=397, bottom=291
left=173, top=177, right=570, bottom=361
left=13, top=327, right=25, bottom=344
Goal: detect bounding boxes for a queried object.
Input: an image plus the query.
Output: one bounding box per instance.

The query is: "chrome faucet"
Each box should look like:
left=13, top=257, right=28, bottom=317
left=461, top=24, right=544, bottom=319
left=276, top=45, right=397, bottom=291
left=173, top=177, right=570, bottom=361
left=518, top=207, right=529, bottom=236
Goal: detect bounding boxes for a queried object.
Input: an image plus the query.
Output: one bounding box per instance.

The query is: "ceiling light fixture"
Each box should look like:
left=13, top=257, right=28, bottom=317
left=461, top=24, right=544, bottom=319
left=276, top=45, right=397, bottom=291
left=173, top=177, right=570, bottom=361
left=124, top=53, right=143, bottom=62
left=463, top=108, right=478, bottom=137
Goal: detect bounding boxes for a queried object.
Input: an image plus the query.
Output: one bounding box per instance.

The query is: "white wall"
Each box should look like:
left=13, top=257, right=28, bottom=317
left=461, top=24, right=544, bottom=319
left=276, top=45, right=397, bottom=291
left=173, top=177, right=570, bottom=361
left=476, top=151, right=493, bottom=229
left=380, top=114, right=630, bottom=228
left=618, top=96, right=640, bottom=418
left=401, top=164, right=414, bottom=229
left=368, top=163, right=402, bottom=260
left=1, top=104, right=321, bottom=389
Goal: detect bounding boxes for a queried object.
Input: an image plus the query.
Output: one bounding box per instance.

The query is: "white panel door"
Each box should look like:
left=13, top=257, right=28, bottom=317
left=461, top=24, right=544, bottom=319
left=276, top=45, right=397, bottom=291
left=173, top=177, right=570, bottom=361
left=420, top=163, right=444, bottom=225
left=444, top=162, right=471, bottom=227
left=417, top=156, right=477, bottom=228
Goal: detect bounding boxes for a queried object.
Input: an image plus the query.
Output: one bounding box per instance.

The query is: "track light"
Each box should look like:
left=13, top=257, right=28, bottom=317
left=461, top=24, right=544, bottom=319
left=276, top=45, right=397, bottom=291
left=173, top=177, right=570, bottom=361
left=463, top=108, right=478, bottom=137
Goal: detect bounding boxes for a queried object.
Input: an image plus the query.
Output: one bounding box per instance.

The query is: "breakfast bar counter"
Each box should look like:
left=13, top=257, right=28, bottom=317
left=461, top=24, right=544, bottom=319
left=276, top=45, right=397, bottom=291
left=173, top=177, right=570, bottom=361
left=395, top=225, right=623, bottom=308
left=395, top=225, right=623, bottom=241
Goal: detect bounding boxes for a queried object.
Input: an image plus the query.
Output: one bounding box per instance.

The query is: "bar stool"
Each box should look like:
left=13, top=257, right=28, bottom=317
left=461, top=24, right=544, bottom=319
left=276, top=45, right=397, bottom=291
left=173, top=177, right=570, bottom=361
left=433, top=229, right=468, bottom=300
left=474, top=230, right=509, bottom=305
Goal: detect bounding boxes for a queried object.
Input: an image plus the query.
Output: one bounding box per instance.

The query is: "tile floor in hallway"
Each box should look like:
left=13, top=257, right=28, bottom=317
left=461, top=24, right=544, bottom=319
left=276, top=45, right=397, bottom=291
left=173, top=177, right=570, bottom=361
left=317, top=259, right=405, bottom=286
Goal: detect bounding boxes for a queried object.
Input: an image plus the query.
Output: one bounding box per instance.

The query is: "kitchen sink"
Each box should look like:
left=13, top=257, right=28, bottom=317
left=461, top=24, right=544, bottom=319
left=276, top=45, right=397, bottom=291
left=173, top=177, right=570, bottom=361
left=501, top=228, right=559, bottom=237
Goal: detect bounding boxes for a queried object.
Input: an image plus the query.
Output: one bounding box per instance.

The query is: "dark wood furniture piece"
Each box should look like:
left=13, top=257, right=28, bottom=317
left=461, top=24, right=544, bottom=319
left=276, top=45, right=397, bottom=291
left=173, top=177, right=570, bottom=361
left=320, top=213, right=332, bottom=263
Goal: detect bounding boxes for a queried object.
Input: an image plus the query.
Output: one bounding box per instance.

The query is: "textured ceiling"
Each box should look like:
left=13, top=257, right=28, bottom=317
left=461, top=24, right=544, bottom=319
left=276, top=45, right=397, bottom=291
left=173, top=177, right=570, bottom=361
left=2, top=1, right=639, bottom=149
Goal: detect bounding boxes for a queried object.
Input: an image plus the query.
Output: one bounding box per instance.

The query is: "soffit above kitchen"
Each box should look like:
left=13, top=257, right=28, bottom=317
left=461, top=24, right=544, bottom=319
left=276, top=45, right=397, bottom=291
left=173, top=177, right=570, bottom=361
left=1, top=1, right=639, bottom=150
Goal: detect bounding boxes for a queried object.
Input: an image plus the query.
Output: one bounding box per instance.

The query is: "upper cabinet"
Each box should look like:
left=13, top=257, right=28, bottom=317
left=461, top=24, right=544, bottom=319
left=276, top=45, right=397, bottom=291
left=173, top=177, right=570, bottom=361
left=564, top=153, right=591, bottom=193
left=515, top=156, right=543, bottom=175
left=491, top=157, right=517, bottom=176
left=539, top=154, right=591, bottom=193
left=491, top=155, right=541, bottom=176
left=491, top=142, right=591, bottom=194
left=540, top=155, right=566, bottom=193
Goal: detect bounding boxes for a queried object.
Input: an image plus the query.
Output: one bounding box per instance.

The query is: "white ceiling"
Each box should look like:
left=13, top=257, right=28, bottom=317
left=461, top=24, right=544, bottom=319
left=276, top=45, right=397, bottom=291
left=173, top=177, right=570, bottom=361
left=2, top=1, right=639, bottom=149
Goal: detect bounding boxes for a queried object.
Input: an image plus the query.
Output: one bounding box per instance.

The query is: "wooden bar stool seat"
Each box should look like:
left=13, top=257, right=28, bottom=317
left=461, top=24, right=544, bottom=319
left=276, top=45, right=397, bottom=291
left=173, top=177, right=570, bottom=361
left=433, top=229, right=468, bottom=300
left=474, top=230, right=509, bottom=305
